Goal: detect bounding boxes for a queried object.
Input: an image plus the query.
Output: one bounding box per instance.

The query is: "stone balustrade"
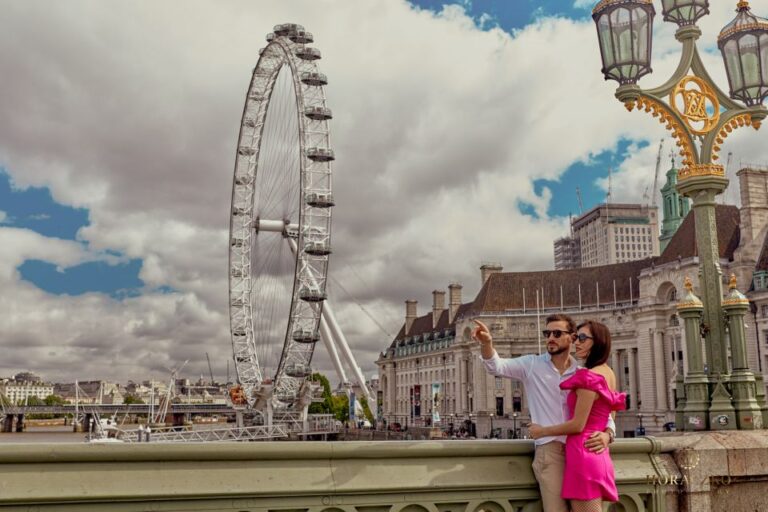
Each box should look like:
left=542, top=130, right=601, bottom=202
left=0, top=439, right=666, bottom=512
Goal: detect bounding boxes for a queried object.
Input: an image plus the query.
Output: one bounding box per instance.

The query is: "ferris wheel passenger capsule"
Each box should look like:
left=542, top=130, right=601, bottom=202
left=300, top=72, right=327, bottom=86
left=304, top=241, right=332, bottom=256
left=295, top=46, right=321, bottom=61
left=238, top=146, right=256, bottom=156
left=230, top=238, right=246, bottom=248
left=299, top=285, right=327, bottom=302
left=304, top=106, right=332, bottom=120
left=266, top=33, right=275, bottom=42
left=305, top=192, right=335, bottom=208
left=285, top=363, right=313, bottom=377
left=306, top=147, right=335, bottom=162
left=234, top=175, right=253, bottom=186
left=289, top=30, right=313, bottom=44
left=274, top=23, right=303, bottom=36
left=291, top=329, right=320, bottom=344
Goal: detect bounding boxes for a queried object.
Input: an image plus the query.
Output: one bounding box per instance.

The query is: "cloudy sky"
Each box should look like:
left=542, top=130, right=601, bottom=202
left=1, top=0, right=767, bottom=386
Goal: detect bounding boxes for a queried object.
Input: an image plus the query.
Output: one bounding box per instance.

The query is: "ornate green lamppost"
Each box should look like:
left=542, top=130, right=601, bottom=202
left=592, top=0, right=768, bottom=430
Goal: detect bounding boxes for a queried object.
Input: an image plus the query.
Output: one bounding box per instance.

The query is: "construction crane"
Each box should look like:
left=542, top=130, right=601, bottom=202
left=205, top=352, right=215, bottom=385
left=651, top=139, right=664, bottom=207
left=576, top=186, right=584, bottom=215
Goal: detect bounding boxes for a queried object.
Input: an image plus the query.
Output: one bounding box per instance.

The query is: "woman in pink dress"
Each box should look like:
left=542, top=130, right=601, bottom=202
left=529, top=320, right=626, bottom=512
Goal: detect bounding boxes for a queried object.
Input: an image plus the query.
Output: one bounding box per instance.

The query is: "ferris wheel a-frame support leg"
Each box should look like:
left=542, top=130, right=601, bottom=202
left=321, top=301, right=375, bottom=408
left=320, top=315, right=348, bottom=384
left=286, top=237, right=374, bottom=411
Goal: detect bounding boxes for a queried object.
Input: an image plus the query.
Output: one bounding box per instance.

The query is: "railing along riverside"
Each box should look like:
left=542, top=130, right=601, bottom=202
left=0, top=438, right=669, bottom=512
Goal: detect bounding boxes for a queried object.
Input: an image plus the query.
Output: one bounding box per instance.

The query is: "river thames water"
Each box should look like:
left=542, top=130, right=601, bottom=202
left=0, top=425, right=105, bottom=443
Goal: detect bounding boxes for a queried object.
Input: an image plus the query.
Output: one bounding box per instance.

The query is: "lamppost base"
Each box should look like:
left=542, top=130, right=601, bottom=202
left=709, top=378, right=737, bottom=431
left=683, top=372, right=710, bottom=431
left=730, top=370, right=765, bottom=430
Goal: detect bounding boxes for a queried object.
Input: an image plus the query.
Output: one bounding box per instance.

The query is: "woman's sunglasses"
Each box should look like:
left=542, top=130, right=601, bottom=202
left=575, top=333, right=593, bottom=342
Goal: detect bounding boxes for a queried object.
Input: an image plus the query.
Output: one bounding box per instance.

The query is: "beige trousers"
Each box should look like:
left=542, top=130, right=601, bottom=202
left=532, top=441, right=568, bottom=512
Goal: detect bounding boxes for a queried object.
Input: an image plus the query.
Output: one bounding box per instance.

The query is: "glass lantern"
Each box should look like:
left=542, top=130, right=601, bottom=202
left=661, top=0, right=709, bottom=26
left=718, top=1, right=768, bottom=106
left=592, top=0, right=656, bottom=84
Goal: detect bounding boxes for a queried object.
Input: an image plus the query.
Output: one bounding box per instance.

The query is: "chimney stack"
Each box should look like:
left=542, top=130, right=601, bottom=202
left=448, top=283, right=462, bottom=323
left=405, top=300, right=418, bottom=335
left=432, top=290, right=446, bottom=328
left=480, top=263, right=503, bottom=286
left=737, top=167, right=768, bottom=245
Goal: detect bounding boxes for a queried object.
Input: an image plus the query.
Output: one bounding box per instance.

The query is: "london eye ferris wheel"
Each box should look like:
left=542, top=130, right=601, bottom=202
left=228, top=23, right=335, bottom=411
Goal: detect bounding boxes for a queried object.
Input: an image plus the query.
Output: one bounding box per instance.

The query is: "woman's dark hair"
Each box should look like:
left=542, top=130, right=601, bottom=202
left=576, top=320, right=611, bottom=369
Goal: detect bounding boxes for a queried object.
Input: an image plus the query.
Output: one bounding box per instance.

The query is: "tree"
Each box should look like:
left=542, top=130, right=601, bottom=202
left=331, top=394, right=349, bottom=422
left=44, top=394, right=66, bottom=406
left=123, top=394, right=145, bottom=405
left=358, top=396, right=375, bottom=424
left=308, top=373, right=333, bottom=414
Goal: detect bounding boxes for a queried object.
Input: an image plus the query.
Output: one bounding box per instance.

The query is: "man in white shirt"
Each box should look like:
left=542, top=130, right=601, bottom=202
left=472, top=313, right=614, bottom=512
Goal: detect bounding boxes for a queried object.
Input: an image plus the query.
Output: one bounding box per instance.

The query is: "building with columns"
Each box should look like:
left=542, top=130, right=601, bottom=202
left=377, top=167, right=768, bottom=438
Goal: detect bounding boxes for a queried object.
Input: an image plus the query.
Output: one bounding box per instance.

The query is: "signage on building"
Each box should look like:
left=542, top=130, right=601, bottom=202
left=431, top=383, right=441, bottom=425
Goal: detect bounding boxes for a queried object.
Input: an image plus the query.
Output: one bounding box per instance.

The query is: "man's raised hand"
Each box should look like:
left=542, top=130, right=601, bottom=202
left=471, top=320, right=492, bottom=345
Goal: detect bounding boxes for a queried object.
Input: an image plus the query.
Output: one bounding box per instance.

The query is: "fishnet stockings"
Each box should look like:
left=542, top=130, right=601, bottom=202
left=570, top=499, right=602, bottom=512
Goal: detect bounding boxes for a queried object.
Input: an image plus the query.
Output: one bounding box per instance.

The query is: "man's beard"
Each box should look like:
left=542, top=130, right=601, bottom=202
left=547, top=345, right=568, bottom=355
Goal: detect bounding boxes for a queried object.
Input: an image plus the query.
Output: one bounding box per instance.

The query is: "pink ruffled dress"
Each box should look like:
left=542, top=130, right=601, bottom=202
left=559, top=368, right=627, bottom=502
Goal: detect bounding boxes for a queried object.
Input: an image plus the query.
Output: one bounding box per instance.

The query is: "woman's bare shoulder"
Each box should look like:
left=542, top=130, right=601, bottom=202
left=591, top=364, right=616, bottom=389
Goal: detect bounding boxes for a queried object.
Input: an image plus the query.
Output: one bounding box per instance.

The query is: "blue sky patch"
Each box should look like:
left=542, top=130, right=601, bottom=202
left=18, top=259, right=144, bottom=298
left=532, top=138, right=648, bottom=219
left=0, top=169, right=88, bottom=240
left=409, top=0, right=589, bottom=31
left=1, top=169, right=148, bottom=298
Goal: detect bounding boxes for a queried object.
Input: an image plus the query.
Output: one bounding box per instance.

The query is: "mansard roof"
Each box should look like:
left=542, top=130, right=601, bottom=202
left=470, top=259, right=648, bottom=313
left=656, top=205, right=740, bottom=264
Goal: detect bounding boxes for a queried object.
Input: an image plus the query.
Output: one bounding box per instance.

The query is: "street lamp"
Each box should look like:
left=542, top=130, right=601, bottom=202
left=661, top=0, right=709, bottom=26
left=591, top=0, right=768, bottom=431
left=592, top=0, right=655, bottom=85
left=718, top=2, right=768, bottom=106
left=512, top=412, right=519, bottom=439
left=636, top=412, right=646, bottom=436
left=490, top=413, right=495, bottom=439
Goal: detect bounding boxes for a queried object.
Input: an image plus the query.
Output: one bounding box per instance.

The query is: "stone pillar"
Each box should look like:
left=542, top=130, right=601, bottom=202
left=722, top=275, right=764, bottom=429
left=628, top=349, right=638, bottom=411
left=612, top=350, right=622, bottom=392
left=15, top=414, right=25, bottom=432
left=678, top=277, right=710, bottom=431
left=653, top=329, right=669, bottom=411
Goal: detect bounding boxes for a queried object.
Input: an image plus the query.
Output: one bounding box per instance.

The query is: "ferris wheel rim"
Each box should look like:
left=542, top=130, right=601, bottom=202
left=228, top=24, right=333, bottom=408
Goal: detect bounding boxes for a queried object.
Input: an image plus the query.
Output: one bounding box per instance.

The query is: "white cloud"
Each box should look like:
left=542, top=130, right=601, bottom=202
left=0, top=0, right=763, bottom=384
left=0, top=210, right=7, bottom=224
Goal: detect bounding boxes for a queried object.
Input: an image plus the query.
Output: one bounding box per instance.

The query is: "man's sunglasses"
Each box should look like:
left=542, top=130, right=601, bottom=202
left=542, top=329, right=572, bottom=339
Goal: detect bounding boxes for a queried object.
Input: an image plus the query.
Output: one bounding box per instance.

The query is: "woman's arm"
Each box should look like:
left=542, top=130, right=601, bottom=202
left=530, top=389, right=597, bottom=438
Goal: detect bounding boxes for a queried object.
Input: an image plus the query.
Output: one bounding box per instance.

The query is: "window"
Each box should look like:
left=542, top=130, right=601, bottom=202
left=495, top=377, right=503, bottom=390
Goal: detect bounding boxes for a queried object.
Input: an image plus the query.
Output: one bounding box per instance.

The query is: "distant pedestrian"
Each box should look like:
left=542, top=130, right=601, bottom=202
left=138, top=424, right=145, bottom=442
left=145, top=425, right=152, bottom=442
